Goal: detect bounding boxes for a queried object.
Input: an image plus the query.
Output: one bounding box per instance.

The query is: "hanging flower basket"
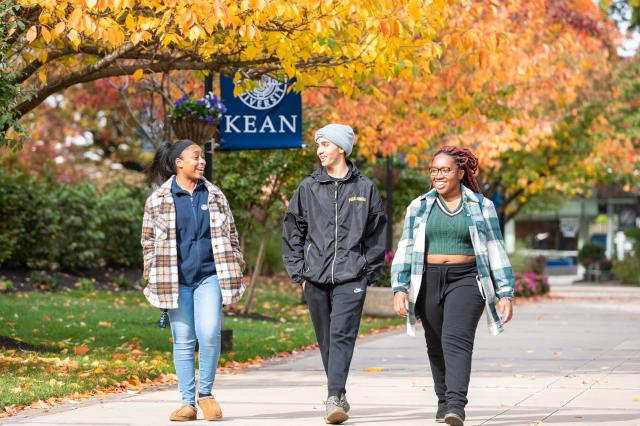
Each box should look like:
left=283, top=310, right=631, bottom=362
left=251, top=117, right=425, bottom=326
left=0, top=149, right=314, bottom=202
left=171, top=117, right=219, bottom=145
left=169, top=92, right=226, bottom=145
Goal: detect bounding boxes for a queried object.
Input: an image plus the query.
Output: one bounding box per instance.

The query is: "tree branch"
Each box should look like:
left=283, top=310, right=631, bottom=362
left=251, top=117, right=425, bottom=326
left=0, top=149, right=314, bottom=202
left=13, top=52, right=354, bottom=119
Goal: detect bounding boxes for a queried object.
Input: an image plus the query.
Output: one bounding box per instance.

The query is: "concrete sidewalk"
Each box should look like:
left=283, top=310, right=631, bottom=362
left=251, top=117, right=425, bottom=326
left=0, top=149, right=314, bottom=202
left=3, top=293, right=640, bottom=426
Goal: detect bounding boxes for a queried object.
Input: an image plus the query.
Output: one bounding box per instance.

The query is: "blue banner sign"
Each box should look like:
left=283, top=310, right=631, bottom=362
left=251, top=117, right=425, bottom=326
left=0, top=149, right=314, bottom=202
left=219, top=75, right=302, bottom=150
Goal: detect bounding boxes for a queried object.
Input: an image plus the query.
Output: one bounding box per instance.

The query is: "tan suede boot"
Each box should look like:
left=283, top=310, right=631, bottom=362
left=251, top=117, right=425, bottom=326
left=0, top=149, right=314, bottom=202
left=169, top=404, right=197, bottom=421
left=198, top=396, right=223, bottom=421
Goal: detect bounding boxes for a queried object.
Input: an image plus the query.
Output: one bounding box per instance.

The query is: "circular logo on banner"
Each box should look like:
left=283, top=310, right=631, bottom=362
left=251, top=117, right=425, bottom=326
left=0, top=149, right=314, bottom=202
left=238, top=75, right=287, bottom=110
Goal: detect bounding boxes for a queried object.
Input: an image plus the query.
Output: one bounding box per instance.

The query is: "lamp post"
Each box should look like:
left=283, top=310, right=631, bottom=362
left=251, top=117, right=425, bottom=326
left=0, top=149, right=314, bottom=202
left=203, top=74, right=233, bottom=353
left=203, top=75, right=214, bottom=181
left=385, top=156, right=393, bottom=252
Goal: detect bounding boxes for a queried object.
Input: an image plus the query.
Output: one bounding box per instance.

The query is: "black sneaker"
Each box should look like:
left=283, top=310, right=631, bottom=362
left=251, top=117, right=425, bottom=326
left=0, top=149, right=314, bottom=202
left=436, top=402, right=447, bottom=423
left=324, top=396, right=348, bottom=424
left=444, top=409, right=465, bottom=426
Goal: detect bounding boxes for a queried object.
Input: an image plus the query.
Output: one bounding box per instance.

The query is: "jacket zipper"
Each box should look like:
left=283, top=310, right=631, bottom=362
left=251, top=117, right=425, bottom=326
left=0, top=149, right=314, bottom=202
left=331, top=182, right=338, bottom=284
left=305, top=243, right=311, bottom=272
left=190, top=194, right=201, bottom=279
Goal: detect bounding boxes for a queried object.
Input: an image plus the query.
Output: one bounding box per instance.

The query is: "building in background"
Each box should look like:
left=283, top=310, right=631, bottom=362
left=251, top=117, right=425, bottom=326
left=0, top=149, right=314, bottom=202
left=504, top=185, right=640, bottom=276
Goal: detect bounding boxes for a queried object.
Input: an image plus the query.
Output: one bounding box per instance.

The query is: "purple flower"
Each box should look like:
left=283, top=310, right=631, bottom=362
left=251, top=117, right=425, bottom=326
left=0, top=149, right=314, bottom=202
left=218, top=104, right=227, bottom=114
left=175, top=96, right=188, bottom=107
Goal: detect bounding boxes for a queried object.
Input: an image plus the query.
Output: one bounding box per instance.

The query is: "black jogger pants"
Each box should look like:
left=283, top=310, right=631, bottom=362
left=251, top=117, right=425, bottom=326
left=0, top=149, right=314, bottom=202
left=304, top=278, right=367, bottom=398
left=415, top=262, right=485, bottom=412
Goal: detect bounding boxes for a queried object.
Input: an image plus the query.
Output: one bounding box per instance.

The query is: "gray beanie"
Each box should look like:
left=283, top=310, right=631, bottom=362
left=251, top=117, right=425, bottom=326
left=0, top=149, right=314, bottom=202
left=314, top=124, right=355, bottom=157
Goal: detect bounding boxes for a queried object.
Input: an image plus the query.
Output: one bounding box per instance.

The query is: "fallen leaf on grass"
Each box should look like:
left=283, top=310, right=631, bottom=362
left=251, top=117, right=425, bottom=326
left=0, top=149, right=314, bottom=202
left=73, top=346, right=90, bottom=355
left=3, top=405, right=18, bottom=416
left=98, top=321, right=112, bottom=327
left=127, top=376, right=142, bottom=386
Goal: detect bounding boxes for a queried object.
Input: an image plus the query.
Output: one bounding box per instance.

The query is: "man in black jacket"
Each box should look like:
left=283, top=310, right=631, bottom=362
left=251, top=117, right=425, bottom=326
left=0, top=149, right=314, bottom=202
left=282, top=123, right=387, bottom=425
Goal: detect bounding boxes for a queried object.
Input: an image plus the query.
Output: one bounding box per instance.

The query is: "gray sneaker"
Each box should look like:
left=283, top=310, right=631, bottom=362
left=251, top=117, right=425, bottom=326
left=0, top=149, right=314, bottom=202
left=324, top=396, right=348, bottom=424
left=339, top=394, right=350, bottom=413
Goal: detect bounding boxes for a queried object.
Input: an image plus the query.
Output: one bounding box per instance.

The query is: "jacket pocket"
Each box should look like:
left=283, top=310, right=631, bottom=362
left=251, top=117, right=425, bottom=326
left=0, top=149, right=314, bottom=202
left=360, top=243, right=369, bottom=272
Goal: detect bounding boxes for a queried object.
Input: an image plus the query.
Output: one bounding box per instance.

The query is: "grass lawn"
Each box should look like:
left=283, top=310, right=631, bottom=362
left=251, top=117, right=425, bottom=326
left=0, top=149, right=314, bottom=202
left=0, top=279, right=402, bottom=410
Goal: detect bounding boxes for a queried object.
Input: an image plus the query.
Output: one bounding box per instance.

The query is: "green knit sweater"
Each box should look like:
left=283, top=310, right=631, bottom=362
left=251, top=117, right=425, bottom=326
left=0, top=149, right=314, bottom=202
left=425, top=195, right=474, bottom=256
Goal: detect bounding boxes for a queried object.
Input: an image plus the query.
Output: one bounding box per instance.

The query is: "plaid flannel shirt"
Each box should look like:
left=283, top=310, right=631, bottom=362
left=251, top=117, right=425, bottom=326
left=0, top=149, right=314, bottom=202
left=391, top=185, right=514, bottom=336
left=141, top=177, right=245, bottom=308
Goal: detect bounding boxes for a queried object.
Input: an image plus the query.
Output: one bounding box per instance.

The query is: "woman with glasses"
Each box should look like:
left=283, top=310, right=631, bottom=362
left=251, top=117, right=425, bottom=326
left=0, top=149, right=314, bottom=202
left=391, top=146, right=515, bottom=426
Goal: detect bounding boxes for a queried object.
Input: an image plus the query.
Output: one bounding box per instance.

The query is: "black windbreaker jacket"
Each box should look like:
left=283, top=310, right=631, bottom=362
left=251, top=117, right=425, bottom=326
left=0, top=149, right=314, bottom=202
left=282, top=162, right=387, bottom=286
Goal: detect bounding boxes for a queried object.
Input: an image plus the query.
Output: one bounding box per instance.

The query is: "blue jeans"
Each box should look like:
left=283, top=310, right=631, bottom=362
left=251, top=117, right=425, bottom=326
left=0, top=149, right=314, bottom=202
left=168, top=274, right=222, bottom=406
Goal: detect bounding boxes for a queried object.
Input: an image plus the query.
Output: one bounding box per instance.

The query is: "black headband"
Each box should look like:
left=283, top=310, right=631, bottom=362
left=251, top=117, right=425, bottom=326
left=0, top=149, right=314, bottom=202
left=169, top=139, right=197, bottom=166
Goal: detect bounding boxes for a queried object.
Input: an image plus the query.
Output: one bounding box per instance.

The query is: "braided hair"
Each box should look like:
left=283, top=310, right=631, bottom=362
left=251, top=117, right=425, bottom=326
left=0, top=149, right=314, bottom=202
left=432, top=146, right=482, bottom=193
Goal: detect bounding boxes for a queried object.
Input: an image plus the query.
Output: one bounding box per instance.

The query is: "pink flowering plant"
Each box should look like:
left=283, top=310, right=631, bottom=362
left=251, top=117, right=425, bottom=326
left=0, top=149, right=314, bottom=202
left=514, top=272, right=550, bottom=298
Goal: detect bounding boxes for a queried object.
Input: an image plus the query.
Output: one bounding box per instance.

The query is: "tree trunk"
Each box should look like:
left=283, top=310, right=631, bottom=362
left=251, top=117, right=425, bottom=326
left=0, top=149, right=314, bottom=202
left=241, top=229, right=268, bottom=315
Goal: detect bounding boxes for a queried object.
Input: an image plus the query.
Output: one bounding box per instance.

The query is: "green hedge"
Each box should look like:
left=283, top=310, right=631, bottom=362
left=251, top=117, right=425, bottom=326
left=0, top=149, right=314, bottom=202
left=0, top=171, right=147, bottom=271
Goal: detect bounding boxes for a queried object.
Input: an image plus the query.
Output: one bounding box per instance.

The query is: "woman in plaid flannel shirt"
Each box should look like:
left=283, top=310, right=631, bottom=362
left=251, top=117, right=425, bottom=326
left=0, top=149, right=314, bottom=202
left=141, top=140, right=244, bottom=422
left=391, top=146, right=515, bottom=426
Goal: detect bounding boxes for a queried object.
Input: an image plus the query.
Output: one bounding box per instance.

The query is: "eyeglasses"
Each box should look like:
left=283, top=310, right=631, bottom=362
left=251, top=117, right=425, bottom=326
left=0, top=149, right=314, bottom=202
left=429, top=167, right=458, bottom=177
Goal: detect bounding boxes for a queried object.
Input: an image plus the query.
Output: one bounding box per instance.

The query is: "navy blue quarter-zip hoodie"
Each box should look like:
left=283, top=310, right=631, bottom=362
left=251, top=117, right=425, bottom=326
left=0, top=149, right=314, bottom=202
left=171, top=177, right=216, bottom=284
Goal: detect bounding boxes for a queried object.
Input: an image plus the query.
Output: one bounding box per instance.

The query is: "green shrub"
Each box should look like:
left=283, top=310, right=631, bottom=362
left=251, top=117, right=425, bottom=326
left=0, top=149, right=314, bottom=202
left=29, top=271, right=58, bottom=292
left=98, top=182, right=146, bottom=267
left=0, top=169, right=147, bottom=273
left=577, top=242, right=605, bottom=267
left=510, top=252, right=546, bottom=274
left=108, top=273, right=133, bottom=290
left=75, top=278, right=96, bottom=291
left=0, top=276, right=14, bottom=293
left=54, top=183, right=105, bottom=270
left=0, top=172, right=56, bottom=268
left=613, top=258, right=640, bottom=285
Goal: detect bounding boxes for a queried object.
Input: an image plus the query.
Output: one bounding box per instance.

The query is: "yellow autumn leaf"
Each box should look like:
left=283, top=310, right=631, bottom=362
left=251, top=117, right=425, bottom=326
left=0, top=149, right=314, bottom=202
left=54, top=21, right=66, bottom=35
left=130, top=32, right=141, bottom=45
left=41, top=27, right=52, bottom=43
left=38, top=50, right=48, bottom=63
left=407, top=0, right=421, bottom=20
left=37, top=68, right=47, bottom=84
left=125, top=14, right=135, bottom=31
left=26, top=25, right=38, bottom=42
left=132, top=69, right=144, bottom=80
